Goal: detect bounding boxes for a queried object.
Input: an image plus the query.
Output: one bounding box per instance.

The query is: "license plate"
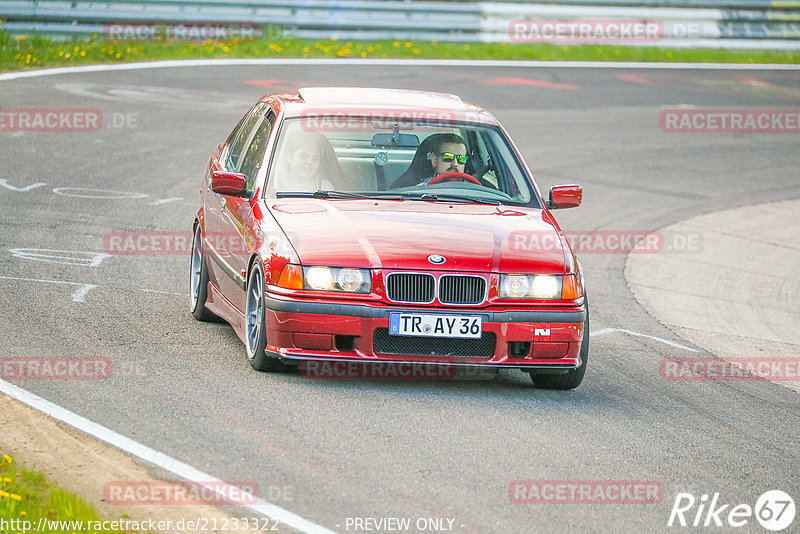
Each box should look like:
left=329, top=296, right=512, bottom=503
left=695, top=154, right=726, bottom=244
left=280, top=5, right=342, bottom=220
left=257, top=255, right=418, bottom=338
left=389, top=313, right=482, bottom=339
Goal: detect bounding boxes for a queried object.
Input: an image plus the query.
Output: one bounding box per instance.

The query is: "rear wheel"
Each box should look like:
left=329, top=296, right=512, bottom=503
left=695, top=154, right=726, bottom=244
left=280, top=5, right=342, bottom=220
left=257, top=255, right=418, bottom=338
left=190, top=223, right=216, bottom=321
left=245, top=259, right=280, bottom=372
left=530, top=307, right=589, bottom=390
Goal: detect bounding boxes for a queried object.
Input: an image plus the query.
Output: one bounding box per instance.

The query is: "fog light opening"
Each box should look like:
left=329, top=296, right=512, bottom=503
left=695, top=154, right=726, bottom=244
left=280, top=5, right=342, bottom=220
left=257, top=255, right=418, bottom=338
left=509, top=341, right=531, bottom=358
left=335, top=335, right=355, bottom=352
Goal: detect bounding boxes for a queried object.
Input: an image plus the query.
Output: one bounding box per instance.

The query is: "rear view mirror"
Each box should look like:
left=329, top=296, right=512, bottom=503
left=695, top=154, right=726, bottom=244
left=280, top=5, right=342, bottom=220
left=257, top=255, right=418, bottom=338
left=211, top=170, right=248, bottom=197
left=548, top=184, right=582, bottom=209
left=371, top=132, right=419, bottom=148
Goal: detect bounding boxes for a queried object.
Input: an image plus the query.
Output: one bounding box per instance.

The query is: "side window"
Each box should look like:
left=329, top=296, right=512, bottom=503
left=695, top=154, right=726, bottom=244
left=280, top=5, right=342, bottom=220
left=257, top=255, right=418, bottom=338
left=238, top=111, right=275, bottom=190
left=226, top=102, right=267, bottom=171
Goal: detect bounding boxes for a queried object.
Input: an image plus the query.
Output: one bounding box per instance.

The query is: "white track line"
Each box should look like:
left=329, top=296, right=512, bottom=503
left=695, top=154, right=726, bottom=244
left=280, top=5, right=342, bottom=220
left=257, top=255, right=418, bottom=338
left=0, top=58, right=798, bottom=82
left=0, top=381, right=337, bottom=534
left=0, top=275, right=98, bottom=303
left=591, top=327, right=699, bottom=352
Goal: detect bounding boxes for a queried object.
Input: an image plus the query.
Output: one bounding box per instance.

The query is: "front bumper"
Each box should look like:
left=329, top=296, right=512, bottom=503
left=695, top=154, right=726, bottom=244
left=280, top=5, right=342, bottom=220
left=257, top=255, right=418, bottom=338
left=264, top=295, right=586, bottom=369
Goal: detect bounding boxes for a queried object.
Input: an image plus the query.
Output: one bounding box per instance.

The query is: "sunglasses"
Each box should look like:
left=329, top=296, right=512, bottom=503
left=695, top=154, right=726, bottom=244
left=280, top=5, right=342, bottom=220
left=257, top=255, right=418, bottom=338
left=437, top=152, right=468, bottom=165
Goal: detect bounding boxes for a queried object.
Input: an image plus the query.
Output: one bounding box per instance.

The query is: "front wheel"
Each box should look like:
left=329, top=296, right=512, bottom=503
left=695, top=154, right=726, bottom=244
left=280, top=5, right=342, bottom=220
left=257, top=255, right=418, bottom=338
left=529, top=306, right=589, bottom=390
left=190, top=223, right=216, bottom=322
left=245, top=259, right=280, bottom=372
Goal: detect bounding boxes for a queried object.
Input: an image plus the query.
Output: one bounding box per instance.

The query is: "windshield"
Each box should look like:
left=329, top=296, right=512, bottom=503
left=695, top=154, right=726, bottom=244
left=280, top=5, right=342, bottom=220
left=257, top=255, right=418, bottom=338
left=266, top=117, right=537, bottom=206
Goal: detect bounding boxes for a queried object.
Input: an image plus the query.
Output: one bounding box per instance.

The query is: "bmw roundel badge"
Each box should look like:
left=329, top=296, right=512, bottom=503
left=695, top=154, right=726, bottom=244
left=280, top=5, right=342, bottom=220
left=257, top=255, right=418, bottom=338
left=428, top=254, right=446, bottom=265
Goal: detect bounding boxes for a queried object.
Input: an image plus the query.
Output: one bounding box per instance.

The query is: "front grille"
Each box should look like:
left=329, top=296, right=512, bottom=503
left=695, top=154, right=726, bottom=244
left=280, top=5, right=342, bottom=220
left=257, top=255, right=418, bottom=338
left=439, top=275, right=486, bottom=305
left=386, top=273, right=435, bottom=303
left=373, top=329, right=496, bottom=358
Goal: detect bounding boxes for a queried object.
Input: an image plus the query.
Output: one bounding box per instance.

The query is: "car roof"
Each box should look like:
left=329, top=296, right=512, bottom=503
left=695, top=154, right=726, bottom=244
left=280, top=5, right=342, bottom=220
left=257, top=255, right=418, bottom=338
left=268, top=87, right=498, bottom=125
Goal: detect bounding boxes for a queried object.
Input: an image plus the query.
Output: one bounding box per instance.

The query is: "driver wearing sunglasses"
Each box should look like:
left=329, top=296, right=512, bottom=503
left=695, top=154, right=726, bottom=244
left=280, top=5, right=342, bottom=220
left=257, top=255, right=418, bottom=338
left=423, top=134, right=468, bottom=183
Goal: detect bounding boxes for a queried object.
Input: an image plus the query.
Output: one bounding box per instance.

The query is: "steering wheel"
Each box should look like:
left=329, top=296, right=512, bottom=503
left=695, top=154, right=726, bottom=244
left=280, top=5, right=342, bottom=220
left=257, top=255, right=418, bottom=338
left=427, top=172, right=482, bottom=186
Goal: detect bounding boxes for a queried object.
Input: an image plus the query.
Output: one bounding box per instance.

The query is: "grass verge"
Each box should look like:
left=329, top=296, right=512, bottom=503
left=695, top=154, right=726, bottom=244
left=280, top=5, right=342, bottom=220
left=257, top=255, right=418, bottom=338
left=1, top=28, right=798, bottom=72
left=0, top=454, right=126, bottom=533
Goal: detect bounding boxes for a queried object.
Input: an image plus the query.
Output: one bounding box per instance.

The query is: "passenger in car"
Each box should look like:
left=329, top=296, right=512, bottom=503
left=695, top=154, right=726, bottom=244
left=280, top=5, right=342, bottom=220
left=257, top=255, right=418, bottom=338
left=278, top=131, right=352, bottom=192
left=391, top=133, right=468, bottom=188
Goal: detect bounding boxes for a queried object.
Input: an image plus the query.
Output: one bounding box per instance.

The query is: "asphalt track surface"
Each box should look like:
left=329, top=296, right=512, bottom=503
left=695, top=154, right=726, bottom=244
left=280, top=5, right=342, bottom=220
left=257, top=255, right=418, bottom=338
left=1, top=62, right=799, bottom=533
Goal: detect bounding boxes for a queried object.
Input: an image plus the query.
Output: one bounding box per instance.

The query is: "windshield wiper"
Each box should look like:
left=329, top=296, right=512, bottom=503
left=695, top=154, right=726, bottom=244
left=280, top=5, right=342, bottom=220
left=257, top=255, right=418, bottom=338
left=276, top=190, right=500, bottom=205
left=403, top=193, right=501, bottom=205
left=277, top=190, right=403, bottom=200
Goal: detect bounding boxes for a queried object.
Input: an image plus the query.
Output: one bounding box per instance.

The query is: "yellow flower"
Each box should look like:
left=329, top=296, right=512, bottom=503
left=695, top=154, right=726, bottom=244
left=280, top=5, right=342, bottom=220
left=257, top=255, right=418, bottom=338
left=367, top=46, right=374, bottom=52
left=393, top=41, right=401, bottom=47
left=19, top=511, right=26, bottom=516
left=268, top=43, right=282, bottom=52
left=80, top=51, right=86, bottom=57
left=463, top=44, right=470, bottom=50
left=3, top=477, right=10, bottom=483
left=360, top=52, right=367, bottom=57
left=404, top=41, right=412, bottom=48
left=9, top=493, right=21, bottom=501
left=0, top=490, right=9, bottom=497
left=331, top=36, right=338, bottom=42
left=666, top=51, right=673, bottom=58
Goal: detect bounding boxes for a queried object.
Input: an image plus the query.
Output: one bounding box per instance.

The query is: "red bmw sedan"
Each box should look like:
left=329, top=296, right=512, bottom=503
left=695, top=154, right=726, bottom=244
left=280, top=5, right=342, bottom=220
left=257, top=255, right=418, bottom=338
left=190, top=87, right=588, bottom=389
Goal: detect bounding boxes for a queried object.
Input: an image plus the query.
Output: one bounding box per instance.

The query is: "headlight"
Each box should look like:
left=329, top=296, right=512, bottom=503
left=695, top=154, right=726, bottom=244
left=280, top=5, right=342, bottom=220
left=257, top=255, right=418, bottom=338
left=303, top=266, right=371, bottom=293
left=501, top=275, right=531, bottom=298
left=337, top=268, right=366, bottom=292
left=530, top=275, right=560, bottom=299
left=500, top=274, right=564, bottom=299
left=306, top=266, right=334, bottom=290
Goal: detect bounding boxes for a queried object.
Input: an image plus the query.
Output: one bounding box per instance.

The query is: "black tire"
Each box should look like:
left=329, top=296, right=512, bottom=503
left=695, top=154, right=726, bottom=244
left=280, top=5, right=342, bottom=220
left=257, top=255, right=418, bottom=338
left=244, top=258, right=281, bottom=372
left=190, top=222, right=217, bottom=322
left=530, top=306, right=589, bottom=390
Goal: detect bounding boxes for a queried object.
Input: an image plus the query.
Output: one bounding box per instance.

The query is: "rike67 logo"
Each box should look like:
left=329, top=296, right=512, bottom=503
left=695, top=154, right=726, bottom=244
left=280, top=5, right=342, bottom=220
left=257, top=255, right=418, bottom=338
left=668, top=490, right=795, bottom=531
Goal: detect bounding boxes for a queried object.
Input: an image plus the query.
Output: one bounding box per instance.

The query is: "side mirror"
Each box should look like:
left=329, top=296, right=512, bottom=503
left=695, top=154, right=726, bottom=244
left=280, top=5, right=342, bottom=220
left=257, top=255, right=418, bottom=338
left=548, top=184, right=582, bottom=209
left=211, top=170, right=248, bottom=197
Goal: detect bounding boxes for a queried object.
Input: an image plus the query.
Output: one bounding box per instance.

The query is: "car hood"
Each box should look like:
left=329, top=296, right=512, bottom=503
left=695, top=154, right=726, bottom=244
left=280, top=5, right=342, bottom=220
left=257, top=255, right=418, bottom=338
left=267, top=199, right=567, bottom=274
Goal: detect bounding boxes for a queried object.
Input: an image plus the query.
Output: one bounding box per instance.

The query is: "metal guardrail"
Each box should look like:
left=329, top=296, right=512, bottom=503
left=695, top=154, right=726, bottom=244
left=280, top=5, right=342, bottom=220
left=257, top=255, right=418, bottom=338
left=1, top=0, right=799, bottom=48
